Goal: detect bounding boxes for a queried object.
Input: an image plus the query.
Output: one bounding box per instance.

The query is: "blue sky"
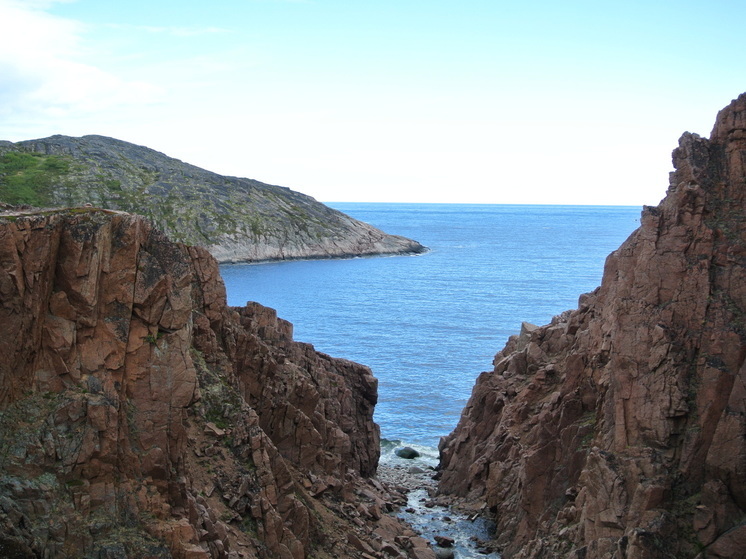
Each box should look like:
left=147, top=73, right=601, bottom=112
left=1, top=0, right=744, bottom=205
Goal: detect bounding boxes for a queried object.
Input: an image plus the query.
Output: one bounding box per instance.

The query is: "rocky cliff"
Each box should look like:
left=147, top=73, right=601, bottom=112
left=0, top=135, right=426, bottom=263
left=438, top=94, right=746, bottom=559
left=0, top=208, right=434, bottom=558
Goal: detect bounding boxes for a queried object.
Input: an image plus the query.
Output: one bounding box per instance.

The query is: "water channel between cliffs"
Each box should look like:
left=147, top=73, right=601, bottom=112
left=220, top=204, right=641, bottom=450
left=379, top=447, right=502, bottom=558
left=220, top=204, right=641, bottom=556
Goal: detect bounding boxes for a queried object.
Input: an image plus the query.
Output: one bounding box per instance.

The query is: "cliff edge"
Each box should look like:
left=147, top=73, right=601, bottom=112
left=0, top=135, right=426, bottom=263
left=0, top=209, right=433, bottom=558
left=438, top=93, right=746, bottom=559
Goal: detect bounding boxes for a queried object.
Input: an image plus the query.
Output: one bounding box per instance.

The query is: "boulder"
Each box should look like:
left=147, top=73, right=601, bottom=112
left=395, top=446, right=421, bottom=459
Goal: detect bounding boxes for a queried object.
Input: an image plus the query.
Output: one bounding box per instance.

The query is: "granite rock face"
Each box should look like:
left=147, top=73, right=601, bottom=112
left=438, top=94, right=746, bottom=558
left=0, top=209, right=424, bottom=558
left=0, top=134, right=426, bottom=263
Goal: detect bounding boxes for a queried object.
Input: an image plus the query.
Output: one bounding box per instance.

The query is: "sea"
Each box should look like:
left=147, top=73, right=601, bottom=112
left=219, top=203, right=642, bottom=463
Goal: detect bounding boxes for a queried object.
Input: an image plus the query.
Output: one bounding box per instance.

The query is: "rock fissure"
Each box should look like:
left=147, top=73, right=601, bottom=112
left=2, top=95, right=746, bottom=559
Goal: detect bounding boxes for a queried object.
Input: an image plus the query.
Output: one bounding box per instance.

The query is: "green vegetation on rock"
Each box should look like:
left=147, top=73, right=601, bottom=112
left=0, top=135, right=426, bottom=262
left=0, top=151, right=71, bottom=206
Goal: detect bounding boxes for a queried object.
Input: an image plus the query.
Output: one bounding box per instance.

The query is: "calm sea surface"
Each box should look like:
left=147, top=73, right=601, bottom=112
left=219, top=203, right=641, bottom=451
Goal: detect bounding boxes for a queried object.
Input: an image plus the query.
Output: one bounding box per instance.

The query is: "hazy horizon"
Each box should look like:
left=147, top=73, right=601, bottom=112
left=325, top=200, right=643, bottom=208
left=1, top=0, right=744, bottom=206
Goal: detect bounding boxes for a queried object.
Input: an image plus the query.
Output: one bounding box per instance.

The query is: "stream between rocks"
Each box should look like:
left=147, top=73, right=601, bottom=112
left=377, top=450, right=501, bottom=559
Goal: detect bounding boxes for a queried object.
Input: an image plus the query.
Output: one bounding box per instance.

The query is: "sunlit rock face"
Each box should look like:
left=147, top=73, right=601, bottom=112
left=438, top=93, right=746, bottom=559
left=0, top=209, right=397, bottom=558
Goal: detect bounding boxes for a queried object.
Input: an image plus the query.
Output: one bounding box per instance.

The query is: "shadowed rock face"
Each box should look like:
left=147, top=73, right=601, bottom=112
left=0, top=209, right=405, bottom=558
left=438, top=94, right=746, bottom=559
left=0, top=134, right=427, bottom=263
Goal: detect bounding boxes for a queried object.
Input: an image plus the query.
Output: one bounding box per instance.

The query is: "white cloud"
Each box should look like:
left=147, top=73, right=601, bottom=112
left=0, top=0, right=163, bottom=124
left=105, top=23, right=231, bottom=37
left=248, top=0, right=314, bottom=3
left=28, top=59, right=163, bottom=115
left=0, top=0, right=82, bottom=56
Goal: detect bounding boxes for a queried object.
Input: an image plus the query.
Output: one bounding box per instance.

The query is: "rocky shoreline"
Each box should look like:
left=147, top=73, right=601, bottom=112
left=377, top=463, right=501, bottom=559
left=1, top=93, right=745, bottom=558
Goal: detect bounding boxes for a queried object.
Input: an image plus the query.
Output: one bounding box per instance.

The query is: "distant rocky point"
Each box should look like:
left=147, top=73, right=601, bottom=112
left=0, top=134, right=426, bottom=263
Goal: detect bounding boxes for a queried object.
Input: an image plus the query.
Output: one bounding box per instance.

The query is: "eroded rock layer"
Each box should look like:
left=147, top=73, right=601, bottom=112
left=0, top=209, right=429, bottom=558
left=438, top=94, right=746, bottom=559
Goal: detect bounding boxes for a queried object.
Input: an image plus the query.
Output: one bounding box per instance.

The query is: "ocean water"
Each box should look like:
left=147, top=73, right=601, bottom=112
left=219, top=203, right=641, bottom=450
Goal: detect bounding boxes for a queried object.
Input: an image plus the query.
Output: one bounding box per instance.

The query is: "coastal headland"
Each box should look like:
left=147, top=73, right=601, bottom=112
left=0, top=206, right=438, bottom=558
left=0, top=134, right=426, bottom=263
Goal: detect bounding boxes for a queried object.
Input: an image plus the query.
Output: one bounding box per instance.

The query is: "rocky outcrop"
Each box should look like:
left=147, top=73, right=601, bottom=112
left=438, top=93, right=746, bottom=559
left=0, top=208, right=431, bottom=558
left=0, top=135, right=426, bottom=263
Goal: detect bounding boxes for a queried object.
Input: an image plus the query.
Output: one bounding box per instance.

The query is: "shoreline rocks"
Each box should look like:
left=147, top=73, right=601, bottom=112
left=377, top=463, right=501, bottom=558
left=395, top=447, right=422, bottom=459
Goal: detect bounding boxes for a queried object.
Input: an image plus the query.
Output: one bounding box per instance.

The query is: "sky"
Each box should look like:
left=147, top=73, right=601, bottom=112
left=1, top=0, right=744, bottom=205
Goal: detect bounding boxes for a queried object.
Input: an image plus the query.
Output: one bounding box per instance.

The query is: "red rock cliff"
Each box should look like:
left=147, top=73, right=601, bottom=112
left=0, top=209, right=423, bottom=558
left=438, top=94, right=746, bottom=559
